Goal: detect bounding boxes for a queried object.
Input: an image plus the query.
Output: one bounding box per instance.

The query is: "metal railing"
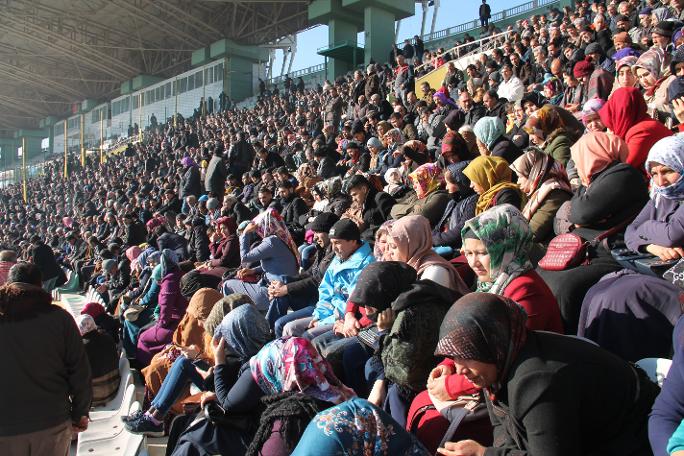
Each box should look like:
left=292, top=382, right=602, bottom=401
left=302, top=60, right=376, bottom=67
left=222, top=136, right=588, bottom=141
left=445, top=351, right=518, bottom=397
left=415, top=29, right=512, bottom=73
left=416, top=0, right=559, bottom=43
left=269, top=63, right=326, bottom=85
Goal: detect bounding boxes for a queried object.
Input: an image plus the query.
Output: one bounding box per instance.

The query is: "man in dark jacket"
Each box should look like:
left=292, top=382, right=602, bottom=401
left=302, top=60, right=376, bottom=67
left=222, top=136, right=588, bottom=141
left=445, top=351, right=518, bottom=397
left=0, top=263, right=91, bottom=452
left=459, top=90, right=486, bottom=127
left=204, top=148, right=227, bottom=200
left=179, top=159, right=202, bottom=200
left=479, top=0, right=491, bottom=27
left=269, top=212, right=339, bottom=337
left=314, top=146, right=340, bottom=179
left=122, top=213, right=146, bottom=247
left=228, top=132, right=255, bottom=176
left=346, top=175, right=395, bottom=243
left=29, top=235, right=62, bottom=292
left=277, top=180, right=308, bottom=244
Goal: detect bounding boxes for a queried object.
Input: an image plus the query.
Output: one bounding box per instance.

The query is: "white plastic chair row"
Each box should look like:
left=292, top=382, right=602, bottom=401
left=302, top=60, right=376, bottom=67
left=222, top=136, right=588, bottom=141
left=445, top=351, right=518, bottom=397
left=90, top=357, right=134, bottom=420
left=76, top=400, right=143, bottom=456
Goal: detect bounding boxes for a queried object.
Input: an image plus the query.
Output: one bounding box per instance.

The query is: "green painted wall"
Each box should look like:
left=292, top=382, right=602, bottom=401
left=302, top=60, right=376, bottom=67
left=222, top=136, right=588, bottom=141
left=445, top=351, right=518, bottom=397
left=364, top=6, right=395, bottom=65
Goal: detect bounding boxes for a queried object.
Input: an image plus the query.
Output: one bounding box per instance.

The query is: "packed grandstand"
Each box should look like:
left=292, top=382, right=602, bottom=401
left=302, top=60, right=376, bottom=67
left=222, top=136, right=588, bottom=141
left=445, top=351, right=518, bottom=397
left=6, top=0, right=684, bottom=455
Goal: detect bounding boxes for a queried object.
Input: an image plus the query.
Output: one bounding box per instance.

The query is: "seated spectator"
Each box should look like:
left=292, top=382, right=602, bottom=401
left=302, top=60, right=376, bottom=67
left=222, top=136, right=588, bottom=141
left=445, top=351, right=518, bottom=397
left=579, top=135, right=684, bottom=362
left=136, top=250, right=188, bottom=367
left=185, top=217, right=210, bottom=263
left=139, top=288, right=222, bottom=416
left=341, top=175, right=395, bottom=243
left=434, top=293, right=659, bottom=456
left=126, top=298, right=269, bottom=436
left=461, top=204, right=564, bottom=332
left=271, top=212, right=338, bottom=338
left=581, top=98, right=607, bottom=132
left=281, top=219, right=374, bottom=339
left=463, top=155, right=524, bottom=214
left=76, top=315, right=120, bottom=407
left=0, top=250, right=17, bottom=286
left=221, top=208, right=300, bottom=325
left=599, top=86, right=673, bottom=175
left=506, top=101, right=529, bottom=149
left=633, top=47, right=676, bottom=122
left=391, top=162, right=449, bottom=226
left=80, top=301, right=121, bottom=344
left=167, top=337, right=354, bottom=456
left=473, top=116, right=523, bottom=164
left=510, top=148, right=573, bottom=243
left=198, top=216, right=239, bottom=276
left=535, top=104, right=575, bottom=166
left=538, top=131, right=649, bottom=334
left=292, top=398, right=429, bottom=455
left=387, top=215, right=469, bottom=293
left=432, top=161, right=478, bottom=255
left=650, top=315, right=684, bottom=456
left=122, top=252, right=162, bottom=358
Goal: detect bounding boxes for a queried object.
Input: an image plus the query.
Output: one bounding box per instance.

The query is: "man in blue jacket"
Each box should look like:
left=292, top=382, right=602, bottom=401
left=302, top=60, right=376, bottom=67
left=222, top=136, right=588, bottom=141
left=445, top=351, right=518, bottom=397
left=282, top=219, right=374, bottom=339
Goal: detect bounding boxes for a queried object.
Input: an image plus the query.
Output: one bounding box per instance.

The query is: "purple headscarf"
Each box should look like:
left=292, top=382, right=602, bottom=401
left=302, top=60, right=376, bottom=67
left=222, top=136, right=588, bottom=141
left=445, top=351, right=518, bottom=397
left=181, top=156, right=196, bottom=168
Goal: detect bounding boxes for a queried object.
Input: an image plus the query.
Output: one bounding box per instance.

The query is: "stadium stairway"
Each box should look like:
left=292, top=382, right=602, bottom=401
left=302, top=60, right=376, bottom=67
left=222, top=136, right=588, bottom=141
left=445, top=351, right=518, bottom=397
left=54, top=284, right=167, bottom=456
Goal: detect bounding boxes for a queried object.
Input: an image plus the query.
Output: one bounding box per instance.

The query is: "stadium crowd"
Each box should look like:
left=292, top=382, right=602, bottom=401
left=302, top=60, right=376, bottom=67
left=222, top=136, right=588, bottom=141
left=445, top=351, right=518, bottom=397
left=8, top=0, right=684, bottom=454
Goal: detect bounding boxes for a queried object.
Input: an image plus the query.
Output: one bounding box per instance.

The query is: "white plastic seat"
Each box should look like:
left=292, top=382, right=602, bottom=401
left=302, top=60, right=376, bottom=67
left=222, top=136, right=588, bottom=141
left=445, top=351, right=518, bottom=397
left=636, top=357, right=673, bottom=387
left=80, top=384, right=137, bottom=444
left=90, top=357, right=133, bottom=418
left=76, top=424, right=143, bottom=456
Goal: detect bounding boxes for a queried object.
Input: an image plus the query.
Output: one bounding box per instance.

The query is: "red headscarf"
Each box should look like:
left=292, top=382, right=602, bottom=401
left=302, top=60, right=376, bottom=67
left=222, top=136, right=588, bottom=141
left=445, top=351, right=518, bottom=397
left=81, top=302, right=106, bottom=319
left=598, top=87, right=649, bottom=139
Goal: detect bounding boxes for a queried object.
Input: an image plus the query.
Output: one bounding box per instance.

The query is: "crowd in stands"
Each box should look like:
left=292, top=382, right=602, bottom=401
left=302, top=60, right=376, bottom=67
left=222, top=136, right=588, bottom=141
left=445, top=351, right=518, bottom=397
left=9, top=0, right=684, bottom=454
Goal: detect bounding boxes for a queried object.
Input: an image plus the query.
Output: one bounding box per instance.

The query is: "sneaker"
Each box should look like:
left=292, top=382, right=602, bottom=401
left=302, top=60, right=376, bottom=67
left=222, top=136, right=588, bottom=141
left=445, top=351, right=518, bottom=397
left=121, top=409, right=144, bottom=424
left=124, top=415, right=164, bottom=437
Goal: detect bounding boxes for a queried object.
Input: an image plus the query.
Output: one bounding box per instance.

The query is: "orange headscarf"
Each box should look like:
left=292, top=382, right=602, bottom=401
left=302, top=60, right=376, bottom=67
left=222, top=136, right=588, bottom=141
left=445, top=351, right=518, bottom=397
left=570, top=132, right=629, bottom=187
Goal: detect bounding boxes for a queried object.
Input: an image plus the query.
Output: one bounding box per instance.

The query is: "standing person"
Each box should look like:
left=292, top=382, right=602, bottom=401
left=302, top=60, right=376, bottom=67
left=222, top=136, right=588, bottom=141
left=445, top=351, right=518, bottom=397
left=0, top=263, right=91, bottom=455
left=479, top=0, right=491, bottom=28
left=205, top=147, right=227, bottom=202
left=29, top=235, right=63, bottom=292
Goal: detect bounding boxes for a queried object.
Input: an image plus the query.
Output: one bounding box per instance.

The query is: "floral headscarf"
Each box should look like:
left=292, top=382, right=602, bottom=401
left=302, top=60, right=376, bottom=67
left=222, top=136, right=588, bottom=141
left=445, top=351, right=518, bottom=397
left=408, top=163, right=444, bottom=199
left=251, top=208, right=300, bottom=265
left=291, top=398, right=428, bottom=456
left=322, top=176, right=343, bottom=198
left=214, top=304, right=271, bottom=364
left=510, top=148, right=572, bottom=219
left=633, top=47, right=671, bottom=95
left=435, top=293, right=528, bottom=396
left=250, top=337, right=356, bottom=404
left=463, top=156, right=525, bottom=215
left=76, top=314, right=98, bottom=336
left=645, top=135, right=684, bottom=207
left=462, top=204, right=534, bottom=295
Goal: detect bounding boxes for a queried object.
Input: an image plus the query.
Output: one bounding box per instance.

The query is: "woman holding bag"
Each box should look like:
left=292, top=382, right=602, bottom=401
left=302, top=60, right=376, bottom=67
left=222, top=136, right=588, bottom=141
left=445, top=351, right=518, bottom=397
left=537, top=131, right=649, bottom=334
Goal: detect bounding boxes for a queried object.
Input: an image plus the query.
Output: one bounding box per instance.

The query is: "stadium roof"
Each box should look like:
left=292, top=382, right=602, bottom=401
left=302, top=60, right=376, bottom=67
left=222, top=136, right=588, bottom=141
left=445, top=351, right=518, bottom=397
left=0, top=0, right=311, bottom=130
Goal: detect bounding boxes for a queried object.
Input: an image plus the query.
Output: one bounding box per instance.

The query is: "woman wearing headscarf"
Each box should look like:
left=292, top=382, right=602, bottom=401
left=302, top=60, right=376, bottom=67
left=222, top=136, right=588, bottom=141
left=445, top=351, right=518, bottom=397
left=461, top=204, right=564, bottom=332
left=463, top=155, right=525, bottom=215
left=510, top=148, right=573, bottom=243
left=76, top=314, right=120, bottom=407
left=579, top=135, right=684, bottom=363
left=197, top=216, right=240, bottom=276
left=432, top=161, right=479, bottom=254
left=537, top=131, right=649, bottom=334
left=542, top=77, right=564, bottom=105
left=535, top=104, right=576, bottom=167
left=599, top=86, right=673, bottom=175
left=386, top=215, right=469, bottom=294
left=321, top=176, right=351, bottom=217
left=391, top=163, right=450, bottom=227
left=80, top=300, right=120, bottom=344
left=139, top=288, right=223, bottom=410
left=433, top=293, right=659, bottom=456
left=473, top=116, right=523, bottom=164
left=373, top=220, right=395, bottom=261
left=633, top=47, right=675, bottom=122
left=136, top=249, right=189, bottom=367
left=122, top=251, right=162, bottom=358
left=292, top=397, right=429, bottom=456
left=581, top=98, right=607, bottom=132
left=611, top=55, right=639, bottom=95
left=222, top=208, right=300, bottom=325
left=125, top=296, right=265, bottom=436
left=168, top=337, right=355, bottom=456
